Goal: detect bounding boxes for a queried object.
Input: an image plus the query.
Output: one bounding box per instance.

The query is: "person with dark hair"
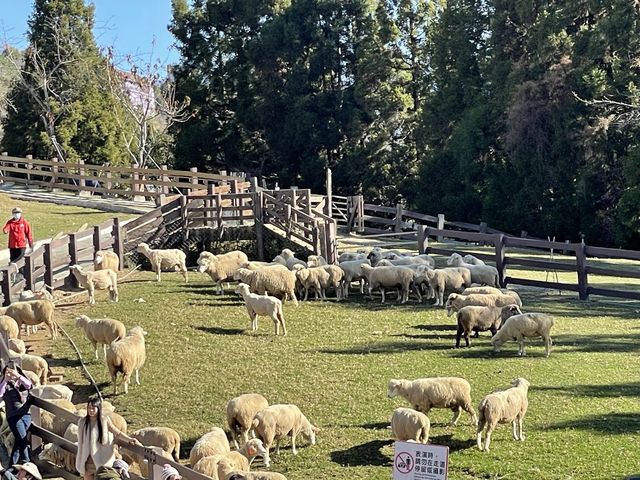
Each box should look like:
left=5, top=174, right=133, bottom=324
left=76, top=397, right=142, bottom=480
left=0, top=361, right=33, bottom=465
left=2, top=207, right=33, bottom=283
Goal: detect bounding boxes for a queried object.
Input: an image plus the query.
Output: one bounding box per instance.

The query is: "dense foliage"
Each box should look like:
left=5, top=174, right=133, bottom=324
left=169, top=0, right=640, bottom=247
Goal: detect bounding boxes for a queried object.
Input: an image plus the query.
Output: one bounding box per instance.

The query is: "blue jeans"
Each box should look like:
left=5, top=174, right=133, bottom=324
left=8, top=412, right=31, bottom=465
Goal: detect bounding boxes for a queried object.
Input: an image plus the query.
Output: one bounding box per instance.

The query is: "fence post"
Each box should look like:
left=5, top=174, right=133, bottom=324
left=113, top=218, right=124, bottom=270
left=26, top=154, right=33, bottom=186
left=357, top=195, right=364, bottom=233
left=479, top=222, right=487, bottom=246
left=93, top=225, right=101, bottom=255
left=395, top=203, right=404, bottom=232
left=189, top=167, right=198, bottom=195
left=576, top=241, right=589, bottom=300
left=437, top=214, right=445, bottom=242
left=1, top=270, right=10, bottom=306
left=494, top=234, right=506, bottom=287
left=105, top=170, right=113, bottom=197
left=24, top=254, right=34, bottom=292
left=68, top=233, right=79, bottom=288
left=44, top=243, right=53, bottom=293
left=326, top=168, right=332, bottom=218
left=50, top=157, right=60, bottom=191
left=252, top=191, right=264, bottom=261
left=417, top=225, right=429, bottom=254
left=78, top=159, right=91, bottom=197
left=216, top=192, right=223, bottom=230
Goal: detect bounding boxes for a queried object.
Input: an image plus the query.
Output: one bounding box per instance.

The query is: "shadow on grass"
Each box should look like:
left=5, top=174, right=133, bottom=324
left=535, top=382, right=640, bottom=398
left=548, top=412, right=640, bottom=434
left=45, top=356, right=81, bottom=369
left=320, top=341, right=452, bottom=355
left=553, top=333, right=640, bottom=353
left=429, top=434, right=476, bottom=452
left=413, top=324, right=456, bottom=332
left=330, top=439, right=393, bottom=467
left=65, top=380, right=112, bottom=403
left=357, top=422, right=389, bottom=430
left=195, top=326, right=245, bottom=336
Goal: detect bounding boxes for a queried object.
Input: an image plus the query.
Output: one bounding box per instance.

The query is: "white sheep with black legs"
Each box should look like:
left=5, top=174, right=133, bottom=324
left=388, top=377, right=478, bottom=427
left=0, top=299, right=57, bottom=339
left=136, top=242, right=188, bottom=282
left=477, top=378, right=530, bottom=451
left=491, top=313, right=554, bottom=357
left=69, top=265, right=118, bottom=305
left=94, top=250, right=120, bottom=272
left=252, top=404, right=318, bottom=456
left=415, top=268, right=472, bottom=306
left=391, top=407, right=430, bottom=444
left=339, top=259, right=370, bottom=298
left=455, top=304, right=522, bottom=348
left=360, top=265, right=414, bottom=304
left=198, top=250, right=249, bottom=294
left=75, top=315, right=126, bottom=360
left=235, top=283, right=286, bottom=336
left=106, top=326, right=147, bottom=394
left=445, top=292, right=522, bottom=316
left=227, top=393, right=269, bottom=449
left=447, top=252, right=500, bottom=287
left=233, top=267, right=298, bottom=306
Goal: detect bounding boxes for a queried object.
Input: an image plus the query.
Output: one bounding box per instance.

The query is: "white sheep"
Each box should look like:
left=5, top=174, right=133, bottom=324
left=455, top=304, right=522, bottom=348
left=463, top=254, right=485, bottom=265
left=30, top=384, right=73, bottom=402
left=337, top=251, right=367, bottom=263
left=320, top=265, right=344, bottom=300
left=373, top=256, right=434, bottom=269
left=295, top=267, right=330, bottom=301
left=132, top=426, right=181, bottom=461
left=388, top=377, right=478, bottom=427
left=391, top=407, right=430, bottom=444
left=477, top=378, right=530, bottom=451
left=106, top=326, right=147, bottom=394
left=462, top=287, right=522, bottom=305
left=18, top=289, right=54, bottom=302
left=279, top=249, right=307, bottom=270
left=0, top=315, right=19, bottom=340
left=445, top=292, right=523, bottom=317
left=252, top=404, right=318, bottom=456
left=75, top=315, right=126, bottom=360
left=415, top=267, right=472, bottom=306
left=190, top=427, right=231, bottom=466
left=227, top=393, right=269, bottom=449
left=235, top=283, right=286, bottom=336
left=339, top=259, right=370, bottom=298
left=69, top=265, right=118, bottom=305
left=8, top=338, right=26, bottom=354
left=306, top=255, right=327, bottom=267
left=197, top=250, right=249, bottom=294
left=366, top=247, right=405, bottom=265
left=491, top=313, right=554, bottom=357
left=94, top=250, right=120, bottom=272
left=8, top=350, right=49, bottom=383
left=360, top=265, right=414, bottom=304
left=234, top=267, right=298, bottom=306
left=136, top=242, right=188, bottom=282
left=447, top=253, right=500, bottom=287
left=0, top=299, right=57, bottom=339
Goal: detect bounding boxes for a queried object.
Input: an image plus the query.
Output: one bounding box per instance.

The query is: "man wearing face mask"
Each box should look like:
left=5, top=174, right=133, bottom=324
left=2, top=208, right=34, bottom=279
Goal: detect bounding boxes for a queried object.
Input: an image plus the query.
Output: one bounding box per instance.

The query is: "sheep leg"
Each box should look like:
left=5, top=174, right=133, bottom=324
left=512, top=420, right=518, bottom=440
left=455, top=325, right=464, bottom=349
left=155, top=263, right=161, bottom=282
left=135, top=368, right=141, bottom=385
left=380, top=288, right=386, bottom=304
left=483, top=425, right=494, bottom=451
left=359, top=279, right=364, bottom=294
left=303, top=287, right=309, bottom=302
left=123, top=372, right=131, bottom=394
left=112, top=372, right=119, bottom=395
left=271, top=315, right=279, bottom=335
left=290, top=432, right=298, bottom=455
left=181, top=265, right=189, bottom=282
left=464, top=329, right=471, bottom=348
left=518, top=416, right=525, bottom=441
left=102, top=343, right=108, bottom=359
left=279, top=313, right=287, bottom=336
left=88, top=284, right=95, bottom=305
left=518, top=338, right=526, bottom=356
left=437, top=290, right=444, bottom=307
left=450, top=407, right=462, bottom=426
left=476, top=420, right=486, bottom=450
left=544, top=335, right=552, bottom=357
left=92, top=341, right=99, bottom=360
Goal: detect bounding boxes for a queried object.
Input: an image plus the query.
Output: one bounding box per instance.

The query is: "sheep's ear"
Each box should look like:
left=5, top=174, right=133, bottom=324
left=247, top=445, right=257, bottom=456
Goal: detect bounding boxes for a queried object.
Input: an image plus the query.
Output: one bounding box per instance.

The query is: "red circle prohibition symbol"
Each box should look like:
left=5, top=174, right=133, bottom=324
left=395, top=452, right=414, bottom=474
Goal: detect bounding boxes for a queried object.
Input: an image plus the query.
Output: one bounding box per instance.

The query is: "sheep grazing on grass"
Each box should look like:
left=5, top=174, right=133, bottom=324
left=69, top=265, right=118, bottom=305
left=477, top=378, right=530, bottom=451
left=75, top=315, right=126, bottom=360
left=198, top=250, right=249, bottom=294
left=235, top=283, right=286, bottom=336
left=391, top=407, right=430, bottom=444
left=136, top=242, right=188, bottom=282
left=491, top=313, right=554, bottom=357
left=447, top=253, right=500, bottom=287
left=361, top=265, right=415, bottom=304
left=190, top=427, right=231, bottom=466
left=388, top=377, right=478, bottom=427
left=415, top=268, right=472, bottom=307
left=455, top=305, right=522, bottom=348
left=227, top=393, right=269, bottom=449
left=252, top=404, right=319, bottom=456
left=94, top=250, right=120, bottom=272
left=106, top=326, right=147, bottom=394
left=132, top=427, right=181, bottom=461
left=445, top=292, right=522, bottom=317
left=0, top=299, right=57, bottom=339
left=339, top=259, right=370, bottom=298
left=233, top=267, right=298, bottom=306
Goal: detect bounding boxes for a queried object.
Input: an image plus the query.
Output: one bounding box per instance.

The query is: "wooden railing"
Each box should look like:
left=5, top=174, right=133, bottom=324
left=417, top=226, right=640, bottom=301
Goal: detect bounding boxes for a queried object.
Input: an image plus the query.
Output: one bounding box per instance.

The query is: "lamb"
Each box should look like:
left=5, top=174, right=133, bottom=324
left=235, top=284, right=286, bottom=336
left=0, top=315, right=19, bottom=340
left=491, top=313, right=554, bottom=357
left=447, top=253, right=500, bottom=287
left=132, top=427, right=181, bottom=461
left=227, top=393, right=269, bottom=449
left=189, top=427, right=231, bottom=466
left=197, top=250, right=249, bottom=294
left=306, top=255, right=327, bottom=267
left=75, top=315, right=126, bottom=360
left=455, top=305, right=522, bottom=348
left=295, top=267, right=330, bottom=301
left=279, top=249, right=307, bottom=270
left=9, top=351, right=49, bottom=384
left=94, top=250, right=120, bottom=272
left=360, top=265, right=414, bottom=304
left=69, top=265, right=118, bottom=305
left=0, top=299, right=57, bottom=339
left=391, top=407, right=430, bottom=444
left=339, top=259, right=370, bottom=298
left=477, top=378, right=530, bottom=451
left=463, top=254, right=485, bottom=265
left=136, top=242, right=188, bottom=282
left=415, top=268, right=472, bottom=307
left=106, top=326, right=147, bottom=394
left=234, top=267, right=298, bottom=306
left=387, top=377, right=478, bottom=427
left=445, top=292, right=523, bottom=317
left=252, top=404, right=318, bottom=456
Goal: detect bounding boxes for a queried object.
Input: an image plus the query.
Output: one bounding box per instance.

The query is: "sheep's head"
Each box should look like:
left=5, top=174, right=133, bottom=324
left=387, top=379, right=403, bottom=398
left=233, top=268, right=251, bottom=281
left=501, top=304, right=522, bottom=323
left=445, top=294, right=458, bottom=317
left=75, top=315, right=90, bottom=328
left=69, top=264, right=83, bottom=275
left=302, top=422, right=319, bottom=446
left=95, top=252, right=104, bottom=265
left=490, top=333, right=503, bottom=352
left=197, top=252, right=215, bottom=273
left=280, top=248, right=295, bottom=260
left=447, top=253, right=463, bottom=266
left=234, top=283, right=250, bottom=296
left=129, top=326, right=148, bottom=338
left=136, top=243, right=150, bottom=253
left=511, top=377, right=530, bottom=389
left=243, top=438, right=270, bottom=467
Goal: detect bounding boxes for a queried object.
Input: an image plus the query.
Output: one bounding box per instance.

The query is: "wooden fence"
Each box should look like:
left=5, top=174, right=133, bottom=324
left=417, top=226, right=640, bottom=301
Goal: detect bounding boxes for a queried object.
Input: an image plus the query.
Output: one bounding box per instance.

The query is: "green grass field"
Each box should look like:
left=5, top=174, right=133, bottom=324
left=49, top=266, right=640, bottom=480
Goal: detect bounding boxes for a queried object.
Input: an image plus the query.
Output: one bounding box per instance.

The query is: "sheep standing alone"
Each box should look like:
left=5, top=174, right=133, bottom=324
left=75, top=315, right=126, bottom=360
left=136, top=242, right=188, bottom=282
left=227, top=393, right=269, bottom=449
left=388, top=377, right=478, bottom=427
left=455, top=305, right=522, bottom=348
left=235, top=284, right=286, bottom=336
left=477, top=378, right=530, bottom=451
left=106, top=326, right=147, bottom=394
left=132, top=427, right=181, bottom=461
left=189, top=427, right=231, bottom=467
left=391, top=407, right=430, bottom=444
left=0, top=299, right=57, bottom=339
left=360, top=265, right=415, bottom=304
left=197, top=250, right=249, bottom=294
left=447, top=253, right=500, bottom=287
left=94, top=250, right=120, bottom=272
left=491, top=313, right=554, bottom=357
left=252, top=404, right=318, bottom=456
left=69, top=265, right=118, bottom=305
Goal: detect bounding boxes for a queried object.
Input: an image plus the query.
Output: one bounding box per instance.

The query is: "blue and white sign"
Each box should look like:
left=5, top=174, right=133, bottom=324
left=393, top=442, right=449, bottom=480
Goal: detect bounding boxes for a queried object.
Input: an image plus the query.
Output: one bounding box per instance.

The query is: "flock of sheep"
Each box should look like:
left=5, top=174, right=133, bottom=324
left=0, top=239, right=561, bottom=479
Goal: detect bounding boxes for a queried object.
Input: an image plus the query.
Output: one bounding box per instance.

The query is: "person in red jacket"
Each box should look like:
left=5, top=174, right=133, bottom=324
left=3, top=207, right=34, bottom=273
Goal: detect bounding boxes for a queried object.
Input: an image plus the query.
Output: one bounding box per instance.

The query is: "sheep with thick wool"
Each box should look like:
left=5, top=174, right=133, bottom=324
left=491, top=313, right=554, bottom=357
left=462, top=286, right=522, bottom=305
left=455, top=304, right=522, bottom=348
left=338, top=251, right=367, bottom=263
left=8, top=338, right=26, bottom=354
left=447, top=253, right=500, bottom=287
left=252, top=404, right=318, bottom=456
left=234, top=266, right=298, bottom=306
left=132, top=427, right=181, bottom=461
left=339, top=259, right=370, bottom=298
left=445, top=292, right=522, bottom=317
left=198, top=250, right=249, bottom=294
left=477, top=378, right=530, bottom=451
left=463, top=254, right=485, bottom=265
left=320, top=264, right=344, bottom=300
left=9, top=351, right=49, bottom=384
left=38, top=421, right=79, bottom=473
left=194, top=437, right=269, bottom=480
left=0, top=299, right=57, bottom=339
left=0, top=315, right=19, bottom=340
left=106, top=326, right=147, bottom=394
left=295, top=267, right=330, bottom=301
left=391, top=407, right=430, bottom=444
left=75, top=315, right=126, bottom=360
left=388, top=377, right=478, bottom=427
left=190, top=427, right=231, bottom=467
left=69, top=265, right=118, bottom=305
left=306, top=255, right=327, bottom=267
left=416, top=268, right=472, bottom=306
left=374, top=255, right=435, bottom=269
left=18, top=289, right=54, bottom=302
left=227, top=393, right=269, bottom=449
left=235, top=283, right=286, bottom=336
left=136, top=242, right=188, bottom=282
left=94, top=250, right=120, bottom=272
left=360, top=265, right=414, bottom=304
left=278, top=249, right=307, bottom=270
